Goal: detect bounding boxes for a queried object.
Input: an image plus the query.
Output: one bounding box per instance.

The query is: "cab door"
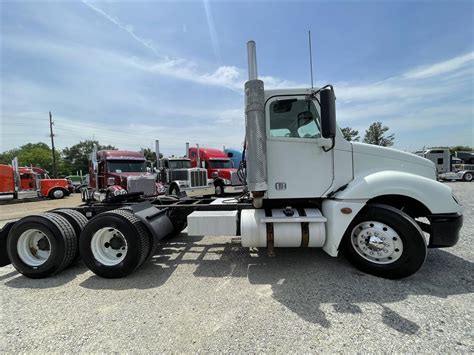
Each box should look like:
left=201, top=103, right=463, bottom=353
left=265, top=95, right=334, bottom=199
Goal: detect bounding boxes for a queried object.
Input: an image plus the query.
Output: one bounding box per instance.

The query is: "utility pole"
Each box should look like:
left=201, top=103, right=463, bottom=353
left=49, top=111, right=57, bottom=178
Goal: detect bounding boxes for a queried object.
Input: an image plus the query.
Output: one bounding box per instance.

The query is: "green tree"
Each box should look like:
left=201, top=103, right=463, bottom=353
left=341, top=127, right=360, bottom=141
left=363, top=122, right=395, bottom=147
left=140, top=147, right=163, bottom=166
left=449, top=145, right=473, bottom=153
left=62, top=140, right=116, bottom=175
left=0, top=142, right=61, bottom=174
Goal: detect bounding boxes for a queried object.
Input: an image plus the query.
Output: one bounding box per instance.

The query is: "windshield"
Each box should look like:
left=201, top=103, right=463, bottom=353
left=169, top=160, right=192, bottom=169
left=208, top=160, right=232, bottom=169
left=107, top=160, right=146, bottom=173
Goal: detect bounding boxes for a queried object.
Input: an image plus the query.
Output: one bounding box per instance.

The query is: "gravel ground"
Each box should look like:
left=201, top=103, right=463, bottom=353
left=0, top=183, right=472, bottom=352
left=0, top=194, right=82, bottom=222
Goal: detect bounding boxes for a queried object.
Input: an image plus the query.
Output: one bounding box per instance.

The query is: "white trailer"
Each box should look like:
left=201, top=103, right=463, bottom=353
left=0, top=41, right=463, bottom=280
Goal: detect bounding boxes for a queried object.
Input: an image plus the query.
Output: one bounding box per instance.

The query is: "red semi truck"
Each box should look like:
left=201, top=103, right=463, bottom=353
left=188, top=147, right=244, bottom=196
left=83, top=149, right=162, bottom=201
left=0, top=161, right=70, bottom=201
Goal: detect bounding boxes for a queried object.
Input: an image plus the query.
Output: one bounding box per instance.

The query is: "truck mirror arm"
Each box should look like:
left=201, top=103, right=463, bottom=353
left=315, top=137, right=333, bottom=149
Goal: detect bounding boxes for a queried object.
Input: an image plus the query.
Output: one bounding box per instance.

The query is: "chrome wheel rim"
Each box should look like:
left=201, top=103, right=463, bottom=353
left=91, top=227, right=128, bottom=266
left=17, top=229, right=52, bottom=266
left=351, top=221, right=403, bottom=264
left=53, top=189, right=64, bottom=198
left=465, top=173, right=473, bottom=181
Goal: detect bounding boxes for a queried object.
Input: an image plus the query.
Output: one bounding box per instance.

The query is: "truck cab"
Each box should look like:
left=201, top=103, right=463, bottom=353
left=157, top=157, right=214, bottom=197
left=224, top=148, right=243, bottom=169
left=87, top=150, right=157, bottom=200
left=23, top=167, right=71, bottom=198
left=188, top=147, right=244, bottom=196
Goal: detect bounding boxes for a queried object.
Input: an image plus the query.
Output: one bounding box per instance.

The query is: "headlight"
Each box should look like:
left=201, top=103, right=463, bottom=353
left=223, top=179, right=232, bottom=185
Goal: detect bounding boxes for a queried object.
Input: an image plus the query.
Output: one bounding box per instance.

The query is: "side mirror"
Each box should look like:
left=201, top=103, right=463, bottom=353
left=320, top=88, right=336, bottom=139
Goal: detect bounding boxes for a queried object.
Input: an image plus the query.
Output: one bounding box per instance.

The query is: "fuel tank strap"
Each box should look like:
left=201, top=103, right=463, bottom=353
left=297, top=208, right=309, bottom=247
left=264, top=209, right=275, bottom=257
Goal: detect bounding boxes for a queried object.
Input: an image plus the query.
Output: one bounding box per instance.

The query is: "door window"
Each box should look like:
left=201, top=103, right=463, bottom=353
left=269, top=98, right=321, bottom=139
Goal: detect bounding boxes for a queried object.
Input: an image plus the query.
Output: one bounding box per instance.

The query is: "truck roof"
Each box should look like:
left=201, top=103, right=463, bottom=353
left=188, top=147, right=228, bottom=160
left=162, top=157, right=191, bottom=161
left=265, top=87, right=316, bottom=101
left=97, top=150, right=146, bottom=161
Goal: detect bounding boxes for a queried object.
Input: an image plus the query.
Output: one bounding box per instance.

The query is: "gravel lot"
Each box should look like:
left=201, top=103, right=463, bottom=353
left=1, top=183, right=472, bottom=352
left=0, top=194, right=83, bottom=222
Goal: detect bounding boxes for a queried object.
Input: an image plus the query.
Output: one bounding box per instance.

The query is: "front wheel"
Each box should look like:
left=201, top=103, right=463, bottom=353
left=342, top=204, right=427, bottom=279
left=214, top=181, right=225, bottom=197
left=169, top=185, right=180, bottom=196
left=49, top=188, right=65, bottom=199
left=463, top=172, right=473, bottom=182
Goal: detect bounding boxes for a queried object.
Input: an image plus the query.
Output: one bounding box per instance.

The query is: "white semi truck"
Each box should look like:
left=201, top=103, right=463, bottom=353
left=416, top=148, right=474, bottom=182
left=0, top=41, right=463, bottom=280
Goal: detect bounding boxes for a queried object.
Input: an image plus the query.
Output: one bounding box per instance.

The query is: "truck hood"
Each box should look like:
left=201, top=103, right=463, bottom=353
left=109, top=172, right=152, bottom=178
left=108, top=172, right=154, bottom=187
left=214, top=168, right=237, bottom=179
left=352, top=142, right=436, bottom=179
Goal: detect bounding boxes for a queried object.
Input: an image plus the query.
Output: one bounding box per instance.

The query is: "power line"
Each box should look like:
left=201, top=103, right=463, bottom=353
left=49, top=112, right=57, bottom=178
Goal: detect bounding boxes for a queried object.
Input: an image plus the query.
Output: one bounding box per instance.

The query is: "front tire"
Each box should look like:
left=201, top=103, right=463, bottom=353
left=79, top=209, right=151, bottom=278
left=342, top=204, right=427, bottom=279
left=214, top=181, right=225, bottom=197
left=169, top=185, right=180, bottom=196
left=49, top=188, right=65, bottom=199
left=463, top=172, right=473, bottom=182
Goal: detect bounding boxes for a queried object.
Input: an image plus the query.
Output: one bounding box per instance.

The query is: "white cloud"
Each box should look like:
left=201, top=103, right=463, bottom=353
left=203, top=0, right=220, bottom=61
left=81, top=0, right=161, bottom=58
left=404, top=52, right=474, bottom=79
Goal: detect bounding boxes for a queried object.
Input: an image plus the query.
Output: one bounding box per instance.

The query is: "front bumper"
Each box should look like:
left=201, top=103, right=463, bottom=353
left=224, top=185, right=245, bottom=194
left=182, top=186, right=215, bottom=197
left=427, top=213, right=463, bottom=248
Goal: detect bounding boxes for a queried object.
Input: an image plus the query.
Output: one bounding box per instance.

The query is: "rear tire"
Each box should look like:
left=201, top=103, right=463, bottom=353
left=51, top=209, right=89, bottom=261
left=7, top=213, right=77, bottom=278
left=79, top=209, right=151, bottom=278
left=462, top=172, right=473, bottom=182
left=342, top=204, right=427, bottom=279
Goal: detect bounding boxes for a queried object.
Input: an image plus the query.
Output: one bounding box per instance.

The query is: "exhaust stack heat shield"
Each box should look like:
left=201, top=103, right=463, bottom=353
left=245, top=41, right=267, bottom=193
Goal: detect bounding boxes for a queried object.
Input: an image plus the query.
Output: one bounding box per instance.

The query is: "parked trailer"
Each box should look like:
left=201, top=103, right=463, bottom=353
left=0, top=41, right=463, bottom=280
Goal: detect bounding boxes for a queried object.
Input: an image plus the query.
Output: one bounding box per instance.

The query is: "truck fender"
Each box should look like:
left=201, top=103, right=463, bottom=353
left=333, top=171, right=462, bottom=215
left=321, top=200, right=365, bottom=257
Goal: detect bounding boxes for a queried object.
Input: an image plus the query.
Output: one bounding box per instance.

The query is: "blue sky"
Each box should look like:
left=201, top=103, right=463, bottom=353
left=1, top=0, right=473, bottom=156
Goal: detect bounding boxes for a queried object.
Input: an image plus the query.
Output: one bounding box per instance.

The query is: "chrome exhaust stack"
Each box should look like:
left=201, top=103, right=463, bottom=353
left=245, top=41, right=267, bottom=208
left=155, top=140, right=160, bottom=168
